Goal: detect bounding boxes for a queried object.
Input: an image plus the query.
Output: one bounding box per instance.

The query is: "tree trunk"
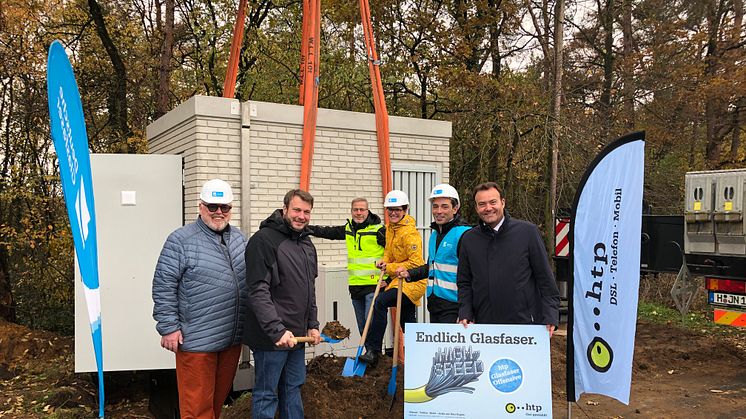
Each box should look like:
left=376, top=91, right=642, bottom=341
left=526, top=0, right=552, bottom=93
left=235, top=0, right=272, bottom=101
left=487, top=120, right=503, bottom=188
left=504, top=117, right=520, bottom=195
left=704, top=0, right=727, bottom=168
left=620, top=0, right=635, bottom=129
left=488, top=0, right=503, bottom=78
left=205, top=0, right=222, bottom=95
left=546, top=0, right=565, bottom=255
left=734, top=0, right=743, bottom=39
left=0, top=78, right=14, bottom=322
left=728, top=0, right=743, bottom=163
left=730, top=100, right=743, bottom=163
left=420, top=72, right=428, bottom=119
left=155, top=0, right=174, bottom=118
left=599, top=0, right=615, bottom=142
left=88, top=0, right=133, bottom=150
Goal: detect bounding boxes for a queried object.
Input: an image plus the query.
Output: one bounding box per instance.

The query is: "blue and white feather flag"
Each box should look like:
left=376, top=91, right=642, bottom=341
left=46, top=40, right=105, bottom=418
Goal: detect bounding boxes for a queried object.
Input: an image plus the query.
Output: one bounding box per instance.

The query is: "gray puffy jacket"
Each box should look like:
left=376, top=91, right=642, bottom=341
left=153, top=217, right=247, bottom=352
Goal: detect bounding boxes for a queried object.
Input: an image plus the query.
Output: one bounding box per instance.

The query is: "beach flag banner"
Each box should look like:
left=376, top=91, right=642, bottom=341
left=46, top=40, right=105, bottom=417
left=567, top=132, right=645, bottom=405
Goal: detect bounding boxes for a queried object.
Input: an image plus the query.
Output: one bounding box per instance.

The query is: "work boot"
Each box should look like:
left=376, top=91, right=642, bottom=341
left=359, top=350, right=379, bottom=368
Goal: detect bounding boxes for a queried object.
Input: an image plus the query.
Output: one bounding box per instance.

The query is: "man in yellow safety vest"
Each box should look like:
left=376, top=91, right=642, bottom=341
left=309, top=198, right=386, bottom=335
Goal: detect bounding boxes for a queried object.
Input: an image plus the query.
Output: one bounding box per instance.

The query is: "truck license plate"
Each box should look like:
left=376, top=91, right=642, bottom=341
left=709, top=292, right=746, bottom=308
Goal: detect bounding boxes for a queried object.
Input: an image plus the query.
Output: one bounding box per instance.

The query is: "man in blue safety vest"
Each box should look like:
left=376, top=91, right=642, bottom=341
left=396, top=184, right=471, bottom=323
left=309, top=198, right=386, bottom=335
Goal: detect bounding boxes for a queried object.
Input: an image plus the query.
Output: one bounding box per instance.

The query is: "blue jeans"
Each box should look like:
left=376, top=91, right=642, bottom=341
left=365, top=287, right=416, bottom=354
left=252, top=348, right=305, bottom=419
left=351, top=291, right=376, bottom=335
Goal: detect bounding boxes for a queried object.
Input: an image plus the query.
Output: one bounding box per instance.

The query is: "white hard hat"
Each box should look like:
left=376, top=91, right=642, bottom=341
left=384, top=190, right=409, bottom=207
left=200, top=179, right=234, bottom=204
left=429, top=183, right=459, bottom=204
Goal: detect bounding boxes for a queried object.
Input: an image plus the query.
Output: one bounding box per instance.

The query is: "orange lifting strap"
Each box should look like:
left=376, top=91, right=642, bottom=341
left=223, top=0, right=248, bottom=99
left=299, top=0, right=321, bottom=191
left=359, top=0, right=392, bottom=197
left=297, top=0, right=392, bottom=197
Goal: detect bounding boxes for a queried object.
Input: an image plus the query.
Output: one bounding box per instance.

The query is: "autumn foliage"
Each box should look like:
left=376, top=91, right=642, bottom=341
left=2, top=0, right=746, bottom=332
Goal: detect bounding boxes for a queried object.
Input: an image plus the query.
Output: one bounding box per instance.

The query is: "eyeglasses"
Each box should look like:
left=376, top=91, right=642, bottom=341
left=204, top=203, right=232, bottom=213
left=386, top=207, right=404, bottom=213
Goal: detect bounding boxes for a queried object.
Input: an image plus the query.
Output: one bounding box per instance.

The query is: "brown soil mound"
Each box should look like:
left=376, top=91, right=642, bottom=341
left=549, top=320, right=746, bottom=417
left=0, top=319, right=70, bottom=367
left=224, top=354, right=404, bottom=418
left=321, top=321, right=351, bottom=340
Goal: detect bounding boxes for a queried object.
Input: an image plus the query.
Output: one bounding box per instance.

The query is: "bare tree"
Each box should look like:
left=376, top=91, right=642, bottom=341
left=155, top=0, right=175, bottom=118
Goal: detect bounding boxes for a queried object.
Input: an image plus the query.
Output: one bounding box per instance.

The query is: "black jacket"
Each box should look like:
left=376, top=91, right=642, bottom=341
left=242, top=209, right=319, bottom=350
left=457, top=214, right=560, bottom=326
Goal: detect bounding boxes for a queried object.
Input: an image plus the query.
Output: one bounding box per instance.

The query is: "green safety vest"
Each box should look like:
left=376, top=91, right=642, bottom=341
left=345, top=222, right=385, bottom=286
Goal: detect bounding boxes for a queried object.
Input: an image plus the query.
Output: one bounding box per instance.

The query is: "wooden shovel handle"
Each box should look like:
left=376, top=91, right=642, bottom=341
left=359, top=269, right=386, bottom=346
left=391, top=276, right=404, bottom=365
left=292, top=336, right=316, bottom=344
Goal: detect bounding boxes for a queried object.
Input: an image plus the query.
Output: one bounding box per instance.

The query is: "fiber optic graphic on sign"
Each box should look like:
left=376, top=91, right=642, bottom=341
left=404, top=345, right=484, bottom=403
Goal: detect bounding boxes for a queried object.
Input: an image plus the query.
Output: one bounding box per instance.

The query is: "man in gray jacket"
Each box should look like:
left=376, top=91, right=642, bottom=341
left=153, top=178, right=247, bottom=419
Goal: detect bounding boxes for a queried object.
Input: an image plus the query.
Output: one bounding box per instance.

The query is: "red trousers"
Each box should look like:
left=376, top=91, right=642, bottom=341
left=175, top=344, right=242, bottom=419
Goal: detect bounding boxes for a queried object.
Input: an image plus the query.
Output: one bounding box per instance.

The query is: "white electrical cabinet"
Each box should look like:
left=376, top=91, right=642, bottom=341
left=685, top=169, right=746, bottom=256
left=75, top=154, right=182, bottom=372
left=306, top=265, right=360, bottom=360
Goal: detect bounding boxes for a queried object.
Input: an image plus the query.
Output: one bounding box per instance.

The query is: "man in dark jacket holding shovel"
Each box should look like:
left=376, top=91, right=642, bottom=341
left=243, top=189, right=321, bottom=419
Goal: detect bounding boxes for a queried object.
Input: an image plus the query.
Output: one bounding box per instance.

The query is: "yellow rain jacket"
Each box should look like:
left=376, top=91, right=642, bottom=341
left=382, top=214, right=426, bottom=306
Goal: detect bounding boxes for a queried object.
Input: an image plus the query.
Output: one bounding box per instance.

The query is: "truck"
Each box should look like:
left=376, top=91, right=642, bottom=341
left=554, top=168, right=746, bottom=327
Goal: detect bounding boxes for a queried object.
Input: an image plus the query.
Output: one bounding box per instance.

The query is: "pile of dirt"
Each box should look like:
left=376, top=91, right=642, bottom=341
left=549, top=320, right=746, bottom=417
left=321, top=321, right=351, bottom=340
left=0, top=320, right=151, bottom=416
left=224, top=354, right=404, bottom=418
left=0, top=319, right=70, bottom=368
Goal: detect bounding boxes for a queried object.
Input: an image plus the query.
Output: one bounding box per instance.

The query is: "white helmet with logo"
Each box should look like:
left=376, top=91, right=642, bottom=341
left=384, top=190, right=409, bottom=207
left=429, top=183, right=459, bottom=204
left=200, top=179, right=234, bottom=204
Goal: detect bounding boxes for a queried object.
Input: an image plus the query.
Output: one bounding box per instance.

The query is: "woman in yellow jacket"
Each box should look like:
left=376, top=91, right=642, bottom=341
left=359, top=190, right=425, bottom=367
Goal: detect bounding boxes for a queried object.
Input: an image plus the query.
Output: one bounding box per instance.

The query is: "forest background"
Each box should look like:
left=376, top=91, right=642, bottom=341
left=1, top=0, right=745, bottom=333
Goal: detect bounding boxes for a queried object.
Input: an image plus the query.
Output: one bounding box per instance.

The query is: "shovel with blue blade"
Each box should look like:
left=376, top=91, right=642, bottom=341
left=342, top=270, right=385, bottom=377
left=319, top=333, right=342, bottom=343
